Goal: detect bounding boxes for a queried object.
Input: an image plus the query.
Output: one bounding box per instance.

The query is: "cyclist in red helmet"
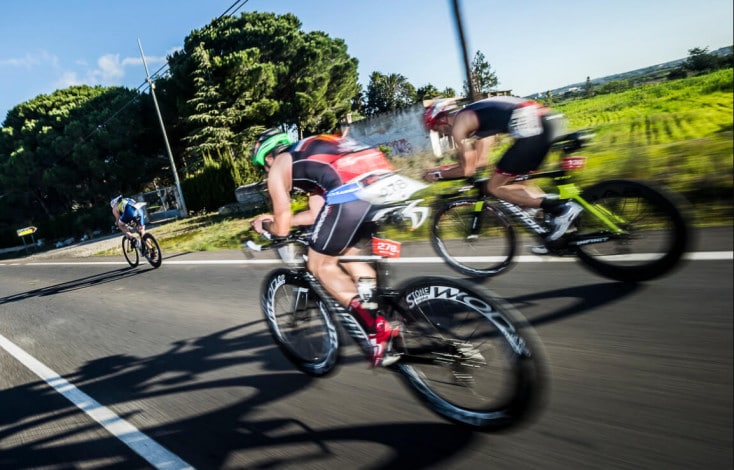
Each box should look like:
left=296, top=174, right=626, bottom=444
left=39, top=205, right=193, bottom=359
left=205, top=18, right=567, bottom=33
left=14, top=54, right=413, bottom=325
left=423, top=96, right=582, bottom=244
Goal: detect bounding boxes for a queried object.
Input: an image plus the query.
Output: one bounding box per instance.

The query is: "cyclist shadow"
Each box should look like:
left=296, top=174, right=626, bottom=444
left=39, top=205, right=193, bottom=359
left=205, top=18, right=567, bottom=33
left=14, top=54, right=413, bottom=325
left=504, top=281, right=642, bottom=326
left=0, top=267, right=150, bottom=305
left=0, top=320, right=478, bottom=469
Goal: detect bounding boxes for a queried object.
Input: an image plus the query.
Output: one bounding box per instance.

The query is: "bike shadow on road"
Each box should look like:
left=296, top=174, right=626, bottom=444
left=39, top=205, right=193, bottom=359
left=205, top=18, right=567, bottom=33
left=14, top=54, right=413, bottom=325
left=0, top=318, right=479, bottom=469
left=0, top=267, right=153, bottom=305
left=504, top=281, right=643, bottom=327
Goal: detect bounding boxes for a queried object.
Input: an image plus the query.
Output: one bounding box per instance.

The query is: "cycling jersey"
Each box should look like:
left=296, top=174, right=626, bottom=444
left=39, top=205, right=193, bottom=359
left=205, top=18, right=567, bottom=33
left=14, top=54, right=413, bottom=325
left=290, top=134, right=393, bottom=187
left=289, top=135, right=349, bottom=195
left=285, top=135, right=385, bottom=256
left=458, top=96, right=567, bottom=176
left=117, top=198, right=145, bottom=226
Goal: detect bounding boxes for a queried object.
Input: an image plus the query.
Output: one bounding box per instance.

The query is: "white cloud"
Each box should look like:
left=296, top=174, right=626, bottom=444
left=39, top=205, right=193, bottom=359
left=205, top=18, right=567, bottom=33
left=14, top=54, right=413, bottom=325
left=93, top=54, right=126, bottom=83
left=0, top=50, right=59, bottom=69
left=54, top=71, right=83, bottom=88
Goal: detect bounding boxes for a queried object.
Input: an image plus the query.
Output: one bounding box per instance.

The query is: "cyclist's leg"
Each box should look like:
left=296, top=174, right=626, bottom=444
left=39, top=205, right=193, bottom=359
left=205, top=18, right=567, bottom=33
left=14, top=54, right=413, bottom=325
left=489, top=131, right=549, bottom=203
left=307, top=249, right=359, bottom=308
left=136, top=208, right=146, bottom=236
left=119, top=209, right=135, bottom=237
left=487, top=170, right=544, bottom=209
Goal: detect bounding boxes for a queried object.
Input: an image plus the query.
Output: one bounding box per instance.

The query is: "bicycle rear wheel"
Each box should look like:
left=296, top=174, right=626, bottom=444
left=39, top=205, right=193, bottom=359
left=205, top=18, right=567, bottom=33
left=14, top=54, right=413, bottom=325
left=431, top=198, right=516, bottom=278
left=121, top=236, right=139, bottom=267
left=261, top=268, right=340, bottom=377
left=574, top=179, right=689, bottom=282
left=392, top=277, right=546, bottom=431
left=141, top=233, right=162, bottom=268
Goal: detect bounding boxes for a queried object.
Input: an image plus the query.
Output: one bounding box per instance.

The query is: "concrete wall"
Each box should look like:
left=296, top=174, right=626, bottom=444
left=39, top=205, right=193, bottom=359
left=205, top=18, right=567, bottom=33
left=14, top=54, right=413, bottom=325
left=346, top=103, right=432, bottom=157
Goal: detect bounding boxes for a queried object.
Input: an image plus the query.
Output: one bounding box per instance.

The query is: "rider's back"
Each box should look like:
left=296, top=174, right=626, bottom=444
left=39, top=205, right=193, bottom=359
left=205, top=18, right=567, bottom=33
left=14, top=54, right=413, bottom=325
left=291, top=134, right=394, bottom=184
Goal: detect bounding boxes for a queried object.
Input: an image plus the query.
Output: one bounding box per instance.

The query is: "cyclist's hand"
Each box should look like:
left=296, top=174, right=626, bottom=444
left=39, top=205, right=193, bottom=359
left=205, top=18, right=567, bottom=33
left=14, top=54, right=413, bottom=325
left=250, top=215, right=274, bottom=234
left=423, top=168, right=442, bottom=182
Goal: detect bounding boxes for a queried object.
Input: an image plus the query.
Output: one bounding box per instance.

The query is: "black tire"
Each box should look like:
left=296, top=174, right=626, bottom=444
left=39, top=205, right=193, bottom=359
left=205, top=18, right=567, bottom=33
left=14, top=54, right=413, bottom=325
left=121, top=236, right=139, bottom=267
left=141, top=233, right=162, bottom=268
left=431, top=198, right=516, bottom=278
left=392, top=277, right=546, bottom=431
left=575, top=179, right=689, bottom=282
left=261, top=268, right=340, bottom=377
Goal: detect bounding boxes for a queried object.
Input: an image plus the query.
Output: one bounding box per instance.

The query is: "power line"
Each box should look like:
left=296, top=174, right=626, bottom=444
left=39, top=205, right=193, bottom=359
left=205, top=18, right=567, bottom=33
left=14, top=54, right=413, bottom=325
left=92, top=1, right=253, bottom=141
left=28, top=1, right=254, bottom=172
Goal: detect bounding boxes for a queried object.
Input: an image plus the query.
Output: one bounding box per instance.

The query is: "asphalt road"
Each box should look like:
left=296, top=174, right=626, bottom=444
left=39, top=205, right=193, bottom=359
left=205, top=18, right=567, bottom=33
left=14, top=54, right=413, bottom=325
left=0, top=228, right=732, bottom=469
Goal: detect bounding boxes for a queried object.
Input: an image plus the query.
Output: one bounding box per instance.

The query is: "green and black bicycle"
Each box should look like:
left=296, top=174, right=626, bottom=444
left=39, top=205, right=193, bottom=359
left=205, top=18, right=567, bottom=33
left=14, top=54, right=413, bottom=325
left=431, top=129, right=690, bottom=282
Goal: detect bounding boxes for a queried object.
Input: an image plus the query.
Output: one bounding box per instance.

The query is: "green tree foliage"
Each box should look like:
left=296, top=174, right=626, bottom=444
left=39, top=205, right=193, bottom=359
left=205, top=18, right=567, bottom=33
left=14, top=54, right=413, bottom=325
left=181, top=148, right=242, bottom=213
left=667, top=47, right=733, bottom=81
left=364, top=72, right=417, bottom=115
left=162, top=11, right=359, bottom=166
left=463, top=50, right=498, bottom=96
left=442, top=86, right=457, bottom=97
left=416, top=84, right=440, bottom=101
left=684, top=47, right=719, bottom=73
left=585, top=76, right=595, bottom=98
left=597, top=79, right=633, bottom=95
left=0, top=85, right=161, bottom=228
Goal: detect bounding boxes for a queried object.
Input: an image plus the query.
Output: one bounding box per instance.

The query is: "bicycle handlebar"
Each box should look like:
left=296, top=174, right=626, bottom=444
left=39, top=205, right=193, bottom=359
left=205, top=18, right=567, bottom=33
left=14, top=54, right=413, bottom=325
left=243, top=228, right=312, bottom=252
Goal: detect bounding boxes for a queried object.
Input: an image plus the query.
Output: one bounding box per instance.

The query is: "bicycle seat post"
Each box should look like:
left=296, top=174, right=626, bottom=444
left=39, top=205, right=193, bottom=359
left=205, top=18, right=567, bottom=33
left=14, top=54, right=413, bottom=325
left=375, top=257, right=390, bottom=290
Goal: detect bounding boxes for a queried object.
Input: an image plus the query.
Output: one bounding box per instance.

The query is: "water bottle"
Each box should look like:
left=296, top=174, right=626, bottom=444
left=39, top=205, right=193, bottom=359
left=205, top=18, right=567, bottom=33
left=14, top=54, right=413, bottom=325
left=357, top=277, right=377, bottom=309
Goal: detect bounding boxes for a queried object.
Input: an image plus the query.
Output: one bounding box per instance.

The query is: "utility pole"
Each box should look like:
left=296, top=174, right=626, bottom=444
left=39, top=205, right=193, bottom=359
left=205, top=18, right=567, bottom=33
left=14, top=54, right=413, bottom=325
left=137, top=38, right=188, bottom=218
left=451, top=0, right=477, bottom=101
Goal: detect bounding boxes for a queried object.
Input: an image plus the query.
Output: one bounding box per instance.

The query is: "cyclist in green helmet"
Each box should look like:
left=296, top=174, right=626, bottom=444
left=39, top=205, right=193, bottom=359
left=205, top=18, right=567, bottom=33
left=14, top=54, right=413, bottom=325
left=250, top=128, right=400, bottom=367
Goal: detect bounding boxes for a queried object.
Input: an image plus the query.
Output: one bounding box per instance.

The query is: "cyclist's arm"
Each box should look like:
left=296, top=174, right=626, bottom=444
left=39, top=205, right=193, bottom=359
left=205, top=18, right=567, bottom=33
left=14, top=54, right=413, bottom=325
left=292, top=194, right=324, bottom=227
left=265, top=154, right=294, bottom=237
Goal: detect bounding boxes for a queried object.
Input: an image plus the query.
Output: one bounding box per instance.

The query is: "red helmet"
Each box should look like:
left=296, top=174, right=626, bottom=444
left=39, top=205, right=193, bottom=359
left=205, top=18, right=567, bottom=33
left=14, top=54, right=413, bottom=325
left=423, top=99, right=458, bottom=131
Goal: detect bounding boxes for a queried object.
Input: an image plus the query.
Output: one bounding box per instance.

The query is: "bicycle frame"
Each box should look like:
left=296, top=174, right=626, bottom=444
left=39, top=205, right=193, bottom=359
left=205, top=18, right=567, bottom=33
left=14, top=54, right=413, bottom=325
left=446, top=128, right=631, bottom=243
left=514, top=171, right=629, bottom=236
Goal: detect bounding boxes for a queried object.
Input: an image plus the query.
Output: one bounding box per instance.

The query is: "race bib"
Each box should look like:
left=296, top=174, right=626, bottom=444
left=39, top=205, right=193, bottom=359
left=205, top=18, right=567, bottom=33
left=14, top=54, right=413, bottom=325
left=324, top=171, right=427, bottom=206
left=356, top=172, right=427, bottom=205
left=509, top=104, right=543, bottom=138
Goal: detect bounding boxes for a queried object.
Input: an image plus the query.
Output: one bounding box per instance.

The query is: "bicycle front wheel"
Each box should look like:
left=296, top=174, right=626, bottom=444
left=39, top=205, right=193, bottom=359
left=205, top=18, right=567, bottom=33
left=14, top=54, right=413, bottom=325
left=575, top=179, right=689, bottom=282
left=393, top=277, right=546, bottom=431
left=261, top=268, right=340, bottom=377
left=431, top=198, right=516, bottom=278
left=121, top=236, right=139, bottom=267
left=141, top=233, right=162, bottom=268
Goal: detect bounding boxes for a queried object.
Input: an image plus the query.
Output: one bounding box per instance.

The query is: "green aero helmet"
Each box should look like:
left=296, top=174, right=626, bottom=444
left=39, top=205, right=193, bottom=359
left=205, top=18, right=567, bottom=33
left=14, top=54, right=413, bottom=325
left=252, top=128, right=292, bottom=168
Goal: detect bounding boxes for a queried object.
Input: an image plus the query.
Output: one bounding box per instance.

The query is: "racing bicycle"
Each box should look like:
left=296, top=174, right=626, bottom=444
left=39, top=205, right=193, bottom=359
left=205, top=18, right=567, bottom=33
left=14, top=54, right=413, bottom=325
left=431, top=129, right=690, bottom=281
left=121, top=203, right=162, bottom=268
left=244, top=185, right=546, bottom=431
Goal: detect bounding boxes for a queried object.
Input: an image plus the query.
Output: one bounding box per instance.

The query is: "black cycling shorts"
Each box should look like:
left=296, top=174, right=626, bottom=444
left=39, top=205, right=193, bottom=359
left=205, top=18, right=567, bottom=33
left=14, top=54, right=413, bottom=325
left=495, top=112, right=567, bottom=176
left=309, top=199, right=372, bottom=256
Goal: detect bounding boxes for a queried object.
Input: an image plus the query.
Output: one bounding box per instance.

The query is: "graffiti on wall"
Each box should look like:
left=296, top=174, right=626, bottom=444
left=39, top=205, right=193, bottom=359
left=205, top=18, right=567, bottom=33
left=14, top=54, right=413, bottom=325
left=380, top=138, right=414, bottom=155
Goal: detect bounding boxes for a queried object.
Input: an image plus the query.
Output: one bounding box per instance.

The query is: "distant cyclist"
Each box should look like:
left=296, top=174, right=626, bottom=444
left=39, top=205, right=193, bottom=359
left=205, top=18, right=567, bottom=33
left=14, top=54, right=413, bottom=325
left=423, top=96, right=582, bottom=244
left=110, top=195, right=146, bottom=241
left=249, top=129, right=400, bottom=367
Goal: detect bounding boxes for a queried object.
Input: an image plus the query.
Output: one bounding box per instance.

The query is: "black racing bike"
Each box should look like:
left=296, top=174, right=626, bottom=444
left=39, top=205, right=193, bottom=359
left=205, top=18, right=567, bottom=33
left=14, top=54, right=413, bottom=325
left=245, top=198, right=546, bottom=431
left=431, top=129, right=690, bottom=281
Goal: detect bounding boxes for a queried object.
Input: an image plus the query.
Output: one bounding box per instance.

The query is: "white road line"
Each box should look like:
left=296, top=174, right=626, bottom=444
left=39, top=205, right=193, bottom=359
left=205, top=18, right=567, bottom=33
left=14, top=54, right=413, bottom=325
left=0, top=333, right=195, bottom=470
left=8, top=250, right=733, bottom=266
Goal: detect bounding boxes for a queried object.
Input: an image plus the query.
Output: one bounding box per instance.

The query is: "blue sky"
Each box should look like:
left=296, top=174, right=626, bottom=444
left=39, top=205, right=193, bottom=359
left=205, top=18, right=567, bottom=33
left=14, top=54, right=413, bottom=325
left=1, top=0, right=732, bottom=121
